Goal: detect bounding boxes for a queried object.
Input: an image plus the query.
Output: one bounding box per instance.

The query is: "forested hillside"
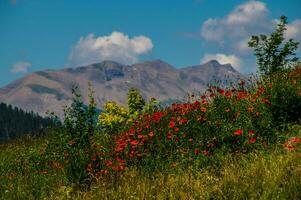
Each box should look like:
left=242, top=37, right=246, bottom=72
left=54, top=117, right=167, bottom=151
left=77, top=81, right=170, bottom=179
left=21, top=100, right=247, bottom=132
left=0, top=103, right=56, bottom=141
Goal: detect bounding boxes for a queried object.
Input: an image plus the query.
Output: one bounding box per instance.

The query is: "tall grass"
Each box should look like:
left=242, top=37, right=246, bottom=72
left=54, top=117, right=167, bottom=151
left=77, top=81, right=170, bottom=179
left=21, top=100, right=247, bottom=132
left=1, top=126, right=300, bottom=199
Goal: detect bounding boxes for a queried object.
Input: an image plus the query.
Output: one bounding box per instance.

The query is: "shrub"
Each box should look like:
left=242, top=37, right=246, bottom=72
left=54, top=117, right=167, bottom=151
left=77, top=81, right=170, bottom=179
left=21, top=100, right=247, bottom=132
left=264, top=67, right=301, bottom=128
left=97, top=80, right=278, bottom=172
left=46, top=85, right=99, bottom=187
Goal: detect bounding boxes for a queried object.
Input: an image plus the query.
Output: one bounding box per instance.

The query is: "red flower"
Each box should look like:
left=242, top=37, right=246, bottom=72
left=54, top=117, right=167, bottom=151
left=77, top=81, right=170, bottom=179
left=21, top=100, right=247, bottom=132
left=167, top=132, right=172, bottom=140
left=202, top=100, right=208, bottom=105
left=291, top=137, right=300, bottom=143
left=201, top=107, right=207, bottom=113
left=248, top=130, right=255, bottom=136
left=284, top=141, right=295, bottom=151
left=234, top=129, right=243, bottom=136
left=194, top=148, right=200, bottom=155
left=179, top=118, right=188, bottom=125
left=247, top=107, right=254, bottom=112
left=249, top=138, right=256, bottom=143
left=174, top=127, right=180, bottom=132
left=225, top=91, right=231, bottom=97
left=201, top=95, right=206, bottom=99
left=148, top=131, right=154, bottom=138
left=224, top=107, right=230, bottom=113
left=169, top=121, right=176, bottom=129
left=203, top=150, right=209, bottom=156
left=152, top=112, right=165, bottom=123
left=218, top=89, right=225, bottom=95
left=130, top=140, right=139, bottom=146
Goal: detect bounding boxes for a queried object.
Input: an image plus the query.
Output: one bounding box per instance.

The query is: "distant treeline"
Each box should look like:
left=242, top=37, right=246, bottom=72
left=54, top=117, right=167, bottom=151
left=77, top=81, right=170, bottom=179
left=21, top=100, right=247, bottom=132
left=0, top=103, right=57, bottom=142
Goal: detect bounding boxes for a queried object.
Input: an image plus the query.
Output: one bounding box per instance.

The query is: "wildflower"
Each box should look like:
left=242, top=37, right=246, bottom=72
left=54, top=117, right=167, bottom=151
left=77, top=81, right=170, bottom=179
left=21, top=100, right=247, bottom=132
left=248, top=130, right=255, bottom=136
left=291, top=137, right=300, bottom=143
left=194, top=148, right=200, bottom=155
left=130, top=140, right=139, bottom=146
left=179, top=118, right=188, bottom=125
left=234, top=129, right=243, bottom=136
left=148, top=131, right=154, bottom=138
left=167, top=132, right=172, bottom=140
left=174, top=127, right=180, bottom=132
left=201, top=107, right=207, bottom=113
left=284, top=141, right=295, bottom=151
left=203, top=150, right=209, bottom=156
left=169, top=121, right=176, bottom=129
left=247, top=107, right=254, bottom=112
left=249, top=138, right=256, bottom=143
left=202, top=100, right=208, bottom=105
left=207, top=143, right=214, bottom=148
left=105, top=160, right=113, bottom=167
left=152, top=112, right=165, bottom=123
left=189, top=138, right=193, bottom=142
left=100, top=169, right=109, bottom=174
left=225, top=91, right=231, bottom=97
left=224, top=107, right=230, bottom=112
left=261, top=98, right=270, bottom=105
left=201, top=95, right=206, bottom=99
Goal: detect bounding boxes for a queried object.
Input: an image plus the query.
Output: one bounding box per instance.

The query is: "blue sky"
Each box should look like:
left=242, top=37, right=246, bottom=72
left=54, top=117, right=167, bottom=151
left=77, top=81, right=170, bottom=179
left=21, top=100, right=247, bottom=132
left=1, top=0, right=301, bottom=87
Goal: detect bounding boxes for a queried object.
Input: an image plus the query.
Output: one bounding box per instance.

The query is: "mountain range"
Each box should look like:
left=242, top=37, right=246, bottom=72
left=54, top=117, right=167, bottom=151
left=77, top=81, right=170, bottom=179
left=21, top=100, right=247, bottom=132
left=0, top=59, right=244, bottom=118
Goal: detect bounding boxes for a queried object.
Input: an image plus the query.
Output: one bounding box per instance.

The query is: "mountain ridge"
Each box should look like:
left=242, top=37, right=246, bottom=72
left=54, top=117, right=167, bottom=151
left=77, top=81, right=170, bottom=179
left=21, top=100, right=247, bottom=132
left=0, top=59, right=244, bottom=117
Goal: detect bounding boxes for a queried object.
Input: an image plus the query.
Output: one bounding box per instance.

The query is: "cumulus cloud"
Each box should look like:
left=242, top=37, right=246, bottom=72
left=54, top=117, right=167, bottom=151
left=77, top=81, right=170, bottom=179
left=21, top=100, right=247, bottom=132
left=285, top=19, right=301, bottom=41
left=201, top=53, right=242, bottom=70
left=68, top=32, right=153, bottom=67
left=201, top=0, right=271, bottom=45
left=11, top=61, right=31, bottom=73
left=201, top=1, right=301, bottom=53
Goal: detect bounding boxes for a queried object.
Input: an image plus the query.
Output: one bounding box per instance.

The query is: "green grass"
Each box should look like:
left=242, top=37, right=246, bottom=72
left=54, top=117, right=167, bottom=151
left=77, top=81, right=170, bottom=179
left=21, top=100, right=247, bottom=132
left=1, top=126, right=300, bottom=200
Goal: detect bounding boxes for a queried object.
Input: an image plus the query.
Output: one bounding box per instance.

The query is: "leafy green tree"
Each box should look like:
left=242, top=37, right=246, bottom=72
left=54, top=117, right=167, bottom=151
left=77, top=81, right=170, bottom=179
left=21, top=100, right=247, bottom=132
left=127, top=88, right=145, bottom=115
left=62, top=85, right=97, bottom=187
left=248, top=15, right=299, bottom=76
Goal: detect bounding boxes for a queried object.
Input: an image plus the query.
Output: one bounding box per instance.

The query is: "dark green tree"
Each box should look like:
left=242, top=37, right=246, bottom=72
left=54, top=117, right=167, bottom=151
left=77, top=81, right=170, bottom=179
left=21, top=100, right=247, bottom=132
left=0, top=102, right=56, bottom=142
left=248, top=15, right=299, bottom=76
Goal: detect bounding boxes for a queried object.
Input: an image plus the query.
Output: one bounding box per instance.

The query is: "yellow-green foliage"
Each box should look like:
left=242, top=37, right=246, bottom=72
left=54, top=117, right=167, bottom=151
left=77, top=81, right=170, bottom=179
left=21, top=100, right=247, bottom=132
left=98, top=88, right=158, bottom=134
left=127, top=88, right=145, bottom=115
left=98, top=101, right=130, bottom=133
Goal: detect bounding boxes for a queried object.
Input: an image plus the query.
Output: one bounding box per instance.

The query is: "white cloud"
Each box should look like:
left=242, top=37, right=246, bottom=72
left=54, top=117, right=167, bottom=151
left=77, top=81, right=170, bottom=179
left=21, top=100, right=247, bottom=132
left=201, top=1, right=271, bottom=44
left=285, top=19, right=301, bottom=41
left=68, top=31, right=153, bottom=67
left=11, top=61, right=31, bottom=73
left=201, top=53, right=242, bottom=70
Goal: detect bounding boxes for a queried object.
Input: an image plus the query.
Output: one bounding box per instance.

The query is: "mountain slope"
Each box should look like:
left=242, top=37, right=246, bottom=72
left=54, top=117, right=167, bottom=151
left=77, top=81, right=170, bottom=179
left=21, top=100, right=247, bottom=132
left=0, top=60, right=244, bottom=117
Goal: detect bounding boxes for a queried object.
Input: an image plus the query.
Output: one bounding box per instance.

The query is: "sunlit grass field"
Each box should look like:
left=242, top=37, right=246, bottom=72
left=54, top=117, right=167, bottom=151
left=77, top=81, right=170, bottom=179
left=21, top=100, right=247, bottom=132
left=1, top=125, right=300, bottom=200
